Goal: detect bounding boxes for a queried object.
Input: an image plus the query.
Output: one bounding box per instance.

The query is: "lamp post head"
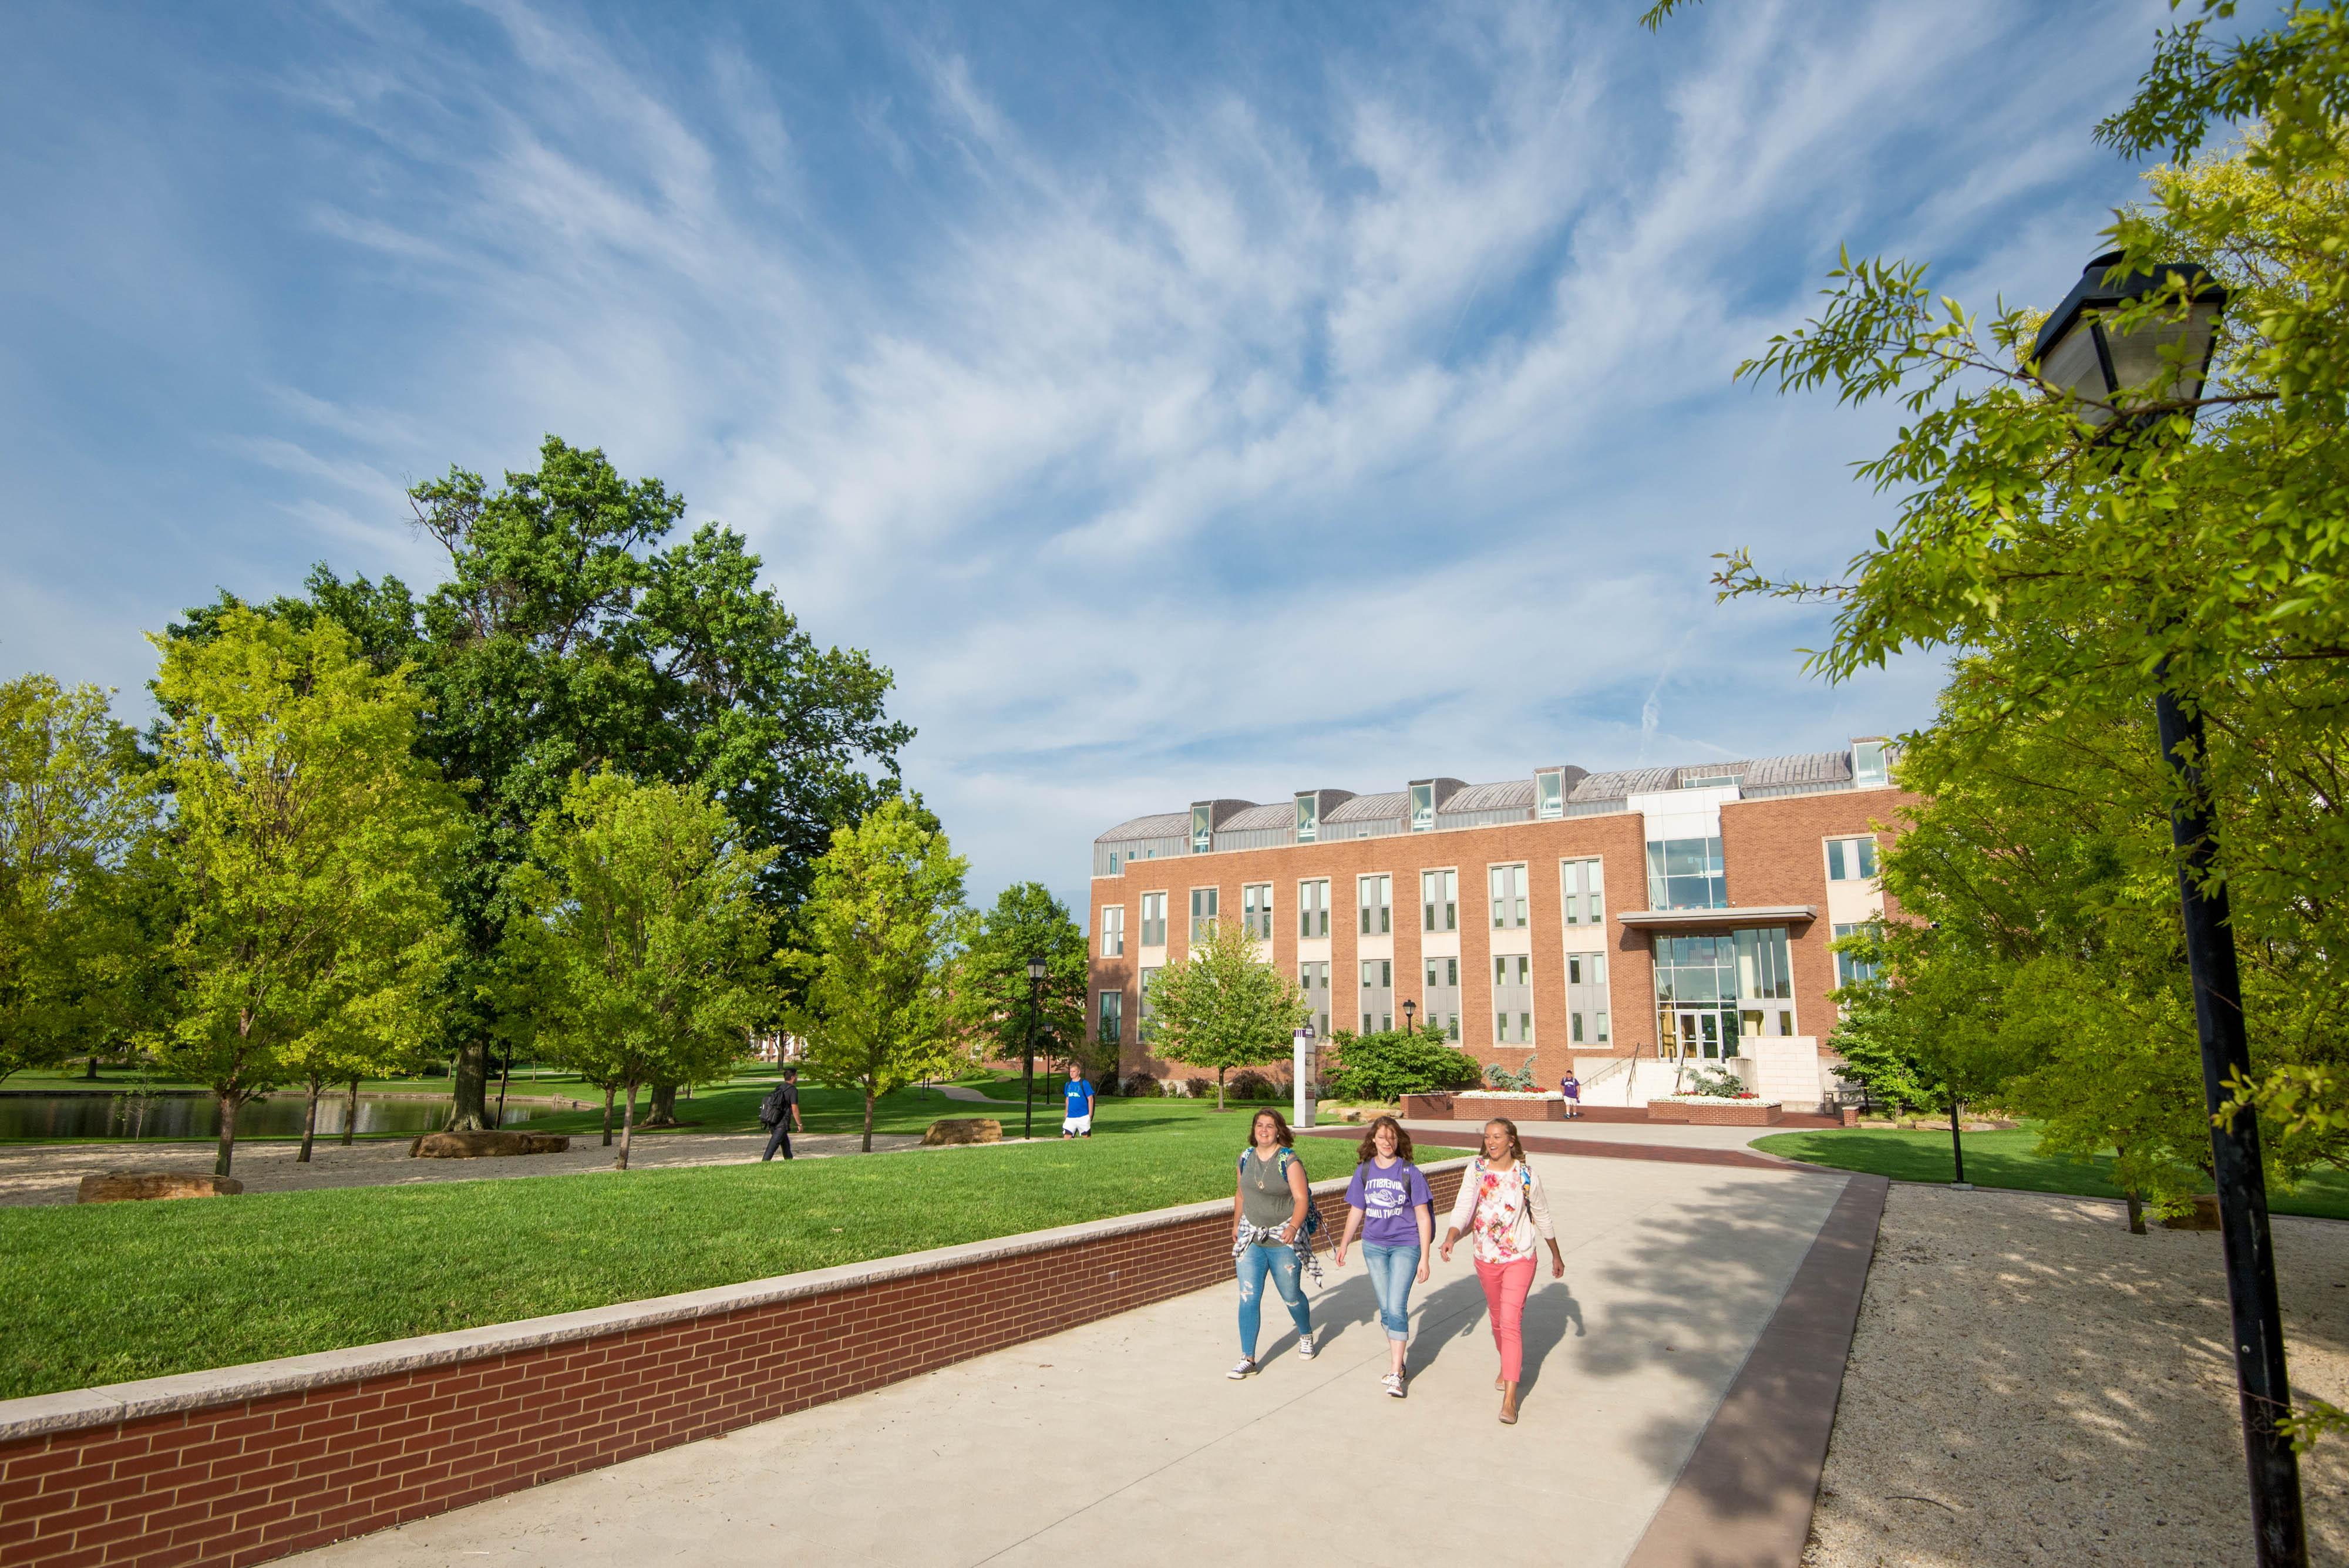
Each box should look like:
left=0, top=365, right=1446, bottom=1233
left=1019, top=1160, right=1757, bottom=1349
left=2033, top=250, right=2226, bottom=427
left=1401, top=998, right=1416, bottom=1031
left=1026, top=955, right=1046, bottom=982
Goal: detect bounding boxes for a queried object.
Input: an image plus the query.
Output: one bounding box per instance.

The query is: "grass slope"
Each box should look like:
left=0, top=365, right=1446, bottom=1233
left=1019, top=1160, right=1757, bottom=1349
left=0, top=1096, right=1381, bottom=1401
left=1752, top=1127, right=2349, bottom=1221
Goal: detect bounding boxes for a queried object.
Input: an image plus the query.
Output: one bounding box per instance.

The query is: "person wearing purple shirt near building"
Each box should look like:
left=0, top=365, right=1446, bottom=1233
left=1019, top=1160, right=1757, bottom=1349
left=1332, top=1114, right=1434, bottom=1398
left=1560, top=1069, right=1582, bottom=1120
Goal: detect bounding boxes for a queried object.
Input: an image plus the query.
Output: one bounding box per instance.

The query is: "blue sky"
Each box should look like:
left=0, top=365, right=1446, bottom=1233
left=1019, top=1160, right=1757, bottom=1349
left=2, top=0, right=2180, bottom=917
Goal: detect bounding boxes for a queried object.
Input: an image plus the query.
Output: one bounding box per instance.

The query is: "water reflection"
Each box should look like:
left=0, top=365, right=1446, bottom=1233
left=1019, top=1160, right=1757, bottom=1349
left=0, top=1093, right=537, bottom=1140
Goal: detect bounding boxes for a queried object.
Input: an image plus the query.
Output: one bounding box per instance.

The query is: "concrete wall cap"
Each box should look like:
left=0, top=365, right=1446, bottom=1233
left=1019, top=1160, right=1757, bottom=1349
left=0, top=1156, right=1470, bottom=1444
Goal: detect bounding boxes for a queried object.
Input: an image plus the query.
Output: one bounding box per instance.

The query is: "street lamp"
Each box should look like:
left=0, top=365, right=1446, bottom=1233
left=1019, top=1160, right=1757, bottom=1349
left=1401, top=997, right=1416, bottom=1035
left=1024, top=955, right=1046, bottom=1142
left=2036, top=253, right=2307, bottom=1566
left=1291, top=1019, right=1317, bottom=1130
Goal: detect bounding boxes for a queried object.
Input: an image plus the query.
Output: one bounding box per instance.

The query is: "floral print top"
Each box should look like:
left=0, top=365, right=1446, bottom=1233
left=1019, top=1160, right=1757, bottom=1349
left=1448, top=1157, right=1556, bottom=1266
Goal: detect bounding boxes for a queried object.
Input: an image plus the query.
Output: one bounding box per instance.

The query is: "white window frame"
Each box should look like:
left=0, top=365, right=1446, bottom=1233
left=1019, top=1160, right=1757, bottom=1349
left=1825, top=836, right=1879, bottom=882
left=1139, top=891, right=1166, bottom=947
left=1101, top=905, right=1125, bottom=957
left=1421, top=867, right=1458, bottom=933
left=1189, top=886, right=1219, bottom=941
left=1489, top=863, right=1529, bottom=930
left=1298, top=879, right=1330, bottom=938
left=1241, top=883, right=1273, bottom=940
left=1358, top=874, right=1392, bottom=936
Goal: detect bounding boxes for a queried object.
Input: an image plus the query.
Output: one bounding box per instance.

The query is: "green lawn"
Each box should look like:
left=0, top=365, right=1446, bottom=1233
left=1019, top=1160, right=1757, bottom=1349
left=0, top=1094, right=1394, bottom=1401
left=1752, top=1127, right=2349, bottom=1221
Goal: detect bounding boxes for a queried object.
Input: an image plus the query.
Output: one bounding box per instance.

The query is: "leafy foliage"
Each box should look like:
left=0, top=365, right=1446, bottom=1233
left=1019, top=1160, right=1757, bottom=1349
left=1322, top=1029, right=1483, bottom=1101
left=954, top=881, right=1089, bottom=1071
left=1146, top=914, right=1304, bottom=1109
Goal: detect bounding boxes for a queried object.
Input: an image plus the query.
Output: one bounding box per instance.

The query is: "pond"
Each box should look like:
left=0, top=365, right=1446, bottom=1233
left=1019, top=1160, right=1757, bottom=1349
left=0, top=1093, right=543, bottom=1141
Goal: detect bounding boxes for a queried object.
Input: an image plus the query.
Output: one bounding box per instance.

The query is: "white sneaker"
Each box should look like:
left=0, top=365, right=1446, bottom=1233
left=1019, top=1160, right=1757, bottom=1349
left=1296, top=1335, right=1316, bottom=1361
left=1227, top=1358, right=1258, bottom=1379
left=1383, top=1372, right=1406, bottom=1399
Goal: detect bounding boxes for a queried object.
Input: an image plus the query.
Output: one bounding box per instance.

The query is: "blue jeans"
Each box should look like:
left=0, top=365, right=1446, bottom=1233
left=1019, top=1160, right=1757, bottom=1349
left=1236, top=1243, right=1311, bottom=1357
left=1361, top=1241, right=1420, bottom=1341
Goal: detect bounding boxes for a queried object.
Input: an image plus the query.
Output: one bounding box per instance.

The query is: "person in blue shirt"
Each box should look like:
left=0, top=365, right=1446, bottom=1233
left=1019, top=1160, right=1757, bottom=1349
left=1061, top=1064, right=1096, bottom=1139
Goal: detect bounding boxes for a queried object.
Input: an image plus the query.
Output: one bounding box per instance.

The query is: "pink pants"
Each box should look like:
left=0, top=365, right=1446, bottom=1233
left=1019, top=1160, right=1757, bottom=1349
left=1476, top=1256, right=1536, bottom=1382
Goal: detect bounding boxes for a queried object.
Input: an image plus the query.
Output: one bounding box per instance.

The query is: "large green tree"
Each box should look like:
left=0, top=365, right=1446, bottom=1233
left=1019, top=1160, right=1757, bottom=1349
left=504, top=771, right=776, bottom=1171
left=171, top=436, right=911, bottom=1128
left=789, top=798, right=970, bottom=1151
left=0, top=676, right=160, bottom=1083
left=1146, top=915, right=1304, bottom=1111
left=955, top=881, right=1089, bottom=1076
left=148, top=609, right=461, bottom=1175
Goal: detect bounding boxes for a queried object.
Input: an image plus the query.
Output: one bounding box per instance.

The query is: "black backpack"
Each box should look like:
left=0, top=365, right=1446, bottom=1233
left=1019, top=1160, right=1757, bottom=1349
left=759, top=1085, right=790, bottom=1128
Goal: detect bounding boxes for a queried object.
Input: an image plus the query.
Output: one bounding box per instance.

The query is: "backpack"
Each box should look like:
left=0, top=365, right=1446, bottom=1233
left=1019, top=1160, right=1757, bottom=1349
left=758, top=1085, right=790, bottom=1128
left=1239, top=1148, right=1322, bottom=1239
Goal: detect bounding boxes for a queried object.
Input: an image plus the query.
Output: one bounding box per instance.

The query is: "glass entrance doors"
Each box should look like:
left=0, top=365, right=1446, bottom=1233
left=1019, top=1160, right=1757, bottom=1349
left=1672, top=1008, right=1729, bottom=1059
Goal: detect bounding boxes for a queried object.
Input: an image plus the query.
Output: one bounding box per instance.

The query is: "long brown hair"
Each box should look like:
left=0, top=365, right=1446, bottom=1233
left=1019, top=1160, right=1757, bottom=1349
left=1482, top=1117, right=1526, bottom=1165
left=1355, top=1114, right=1414, bottom=1165
left=1249, top=1108, right=1294, bottom=1148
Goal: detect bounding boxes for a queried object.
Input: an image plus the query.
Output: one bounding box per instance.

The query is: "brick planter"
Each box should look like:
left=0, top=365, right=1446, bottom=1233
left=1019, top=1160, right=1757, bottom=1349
left=0, top=1161, right=1465, bottom=1568
left=1646, top=1100, right=1785, bottom=1126
left=1453, top=1096, right=1566, bottom=1122
left=1400, top=1093, right=1455, bottom=1119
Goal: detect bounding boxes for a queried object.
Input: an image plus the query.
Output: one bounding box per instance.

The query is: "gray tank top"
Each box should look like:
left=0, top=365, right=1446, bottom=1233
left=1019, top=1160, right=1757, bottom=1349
left=1239, top=1148, right=1297, bottom=1235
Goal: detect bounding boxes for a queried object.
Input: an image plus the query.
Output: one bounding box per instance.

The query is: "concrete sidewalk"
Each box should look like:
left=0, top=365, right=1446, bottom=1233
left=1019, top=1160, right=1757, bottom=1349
left=293, top=1153, right=1854, bottom=1568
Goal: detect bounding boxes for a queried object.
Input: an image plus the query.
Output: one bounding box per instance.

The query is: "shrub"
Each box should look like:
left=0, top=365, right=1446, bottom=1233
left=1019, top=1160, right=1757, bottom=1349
left=1122, top=1072, right=1160, bottom=1098
left=1226, top=1069, right=1278, bottom=1101
left=1684, top=1065, right=1748, bottom=1098
left=1183, top=1076, right=1211, bottom=1099
left=1324, top=1030, right=1483, bottom=1101
left=1482, top=1058, right=1540, bottom=1092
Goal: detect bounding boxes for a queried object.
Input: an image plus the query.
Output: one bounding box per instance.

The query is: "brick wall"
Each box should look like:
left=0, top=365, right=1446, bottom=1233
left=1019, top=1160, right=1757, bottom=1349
left=0, top=1163, right=1463, bottom=1568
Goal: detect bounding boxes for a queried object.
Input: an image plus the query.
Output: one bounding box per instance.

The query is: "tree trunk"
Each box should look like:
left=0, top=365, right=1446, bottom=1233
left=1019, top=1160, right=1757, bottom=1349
left=84, top=1055, right=99, bottom=1080
left=861, top=1084, right=874, bottom=1153
left=215, top=1093, right=238, bottom=1177
left=298, top=1081, right=321, bottom=1163
left=643, top=1081, right=678, bottom=1129
left=342, top=1078, right=361, bottom=1145
left=1217, top=1068, right=1227, bottom=1111
left=444, top=1038, right=493, bottom=1130
left=602, top=1085, right=615, bottom=1148
left=2125, top=1189, right=2147, bottom=1235
left=617, top=1081, right=639, bottom=1170
left=1948, top=1098, right=1967, bottom=1185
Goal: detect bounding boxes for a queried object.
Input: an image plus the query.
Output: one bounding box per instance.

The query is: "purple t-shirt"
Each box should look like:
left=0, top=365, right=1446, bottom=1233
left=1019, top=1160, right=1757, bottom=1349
left=1346, top=1158, right=1433, bottom=1248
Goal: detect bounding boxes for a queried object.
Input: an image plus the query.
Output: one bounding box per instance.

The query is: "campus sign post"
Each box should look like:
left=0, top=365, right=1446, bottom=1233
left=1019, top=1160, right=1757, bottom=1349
left=1291, top=1021, right=1315, bottom=1129
left=2034, top=251, right=2306, bottom=1567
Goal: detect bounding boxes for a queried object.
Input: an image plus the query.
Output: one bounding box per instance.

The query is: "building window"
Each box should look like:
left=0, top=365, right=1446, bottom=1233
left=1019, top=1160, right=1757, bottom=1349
left=1295, top=792, right=1318, bottom=844
left=1189, top=886, right=1219, bottom=941
left=1358, top=874, right=1392, bottom=936
left=1489, top=863, right=1528, bottom=929
left=1107, top=849, right=1122, bottom=874
left=1299, top=879, right=1330, bottom=938
left=1421, top=869, right=1458, bottom=932
left=1645, top=837, right=1728, bottom=910
left=1192, top=805, right=1213, bottom=854
left=1300, top=961, right=1330, bottom=1038
left=1566, top=952, right=1610, bottom=1051
left=1139, top=892, right=1166, bottom=947
left=1098, top=991, right=1122, bottom=1047
left=1833, top=923, right=1882, bottom=988
left=1101, top=905, right=1124, bottom=957
left=1536, top=768, right=1566, bottom=820
left=1241, top=883, right=1273, bottom=940
left=1561, top=857, right=1605, bottom=925
left=1359, top=958, right=1393, bottom=1034
left=1492, top=954, right=1532, bottom=1044
left=1853, top=740, right=1890, bottom=787
left=1410, top=782, right=1435, bottom=832
left=1138, top=967, right=1160, bottom=1042
left=1682, top=773, right=1736, bottom=790
left=1651, top=936, right=1738, bottom=1059
left=1826, top=836, right=1879, bottom=881
left=1422, top=955, right=1460, bottom=1041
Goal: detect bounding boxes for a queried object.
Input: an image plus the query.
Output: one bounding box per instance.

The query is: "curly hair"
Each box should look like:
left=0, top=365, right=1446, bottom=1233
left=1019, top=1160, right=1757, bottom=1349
left=1248, top=1107, right=1294, bottom=1148
left=1482, top=1117, right=1526, bottom=1164
left=1355, top=1113, right=1415, bottom=1165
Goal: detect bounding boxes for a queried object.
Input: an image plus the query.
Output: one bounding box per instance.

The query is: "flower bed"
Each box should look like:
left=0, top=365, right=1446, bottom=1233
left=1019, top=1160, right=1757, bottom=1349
left=1647, top=1095, right=1784, bottom=1127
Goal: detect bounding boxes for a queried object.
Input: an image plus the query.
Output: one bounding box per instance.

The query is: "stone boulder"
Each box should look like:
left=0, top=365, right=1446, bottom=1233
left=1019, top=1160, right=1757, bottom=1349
left=923, top=1117, right=1002, bottom=1146
left=78, top=1172, right=243, bottom=1204
left=408, top=1130, right=571, bottom=1159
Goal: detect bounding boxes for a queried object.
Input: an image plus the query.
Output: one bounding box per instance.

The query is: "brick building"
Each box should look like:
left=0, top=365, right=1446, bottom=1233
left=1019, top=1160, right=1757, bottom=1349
left=1088, top=741, right=1910, bottom=1112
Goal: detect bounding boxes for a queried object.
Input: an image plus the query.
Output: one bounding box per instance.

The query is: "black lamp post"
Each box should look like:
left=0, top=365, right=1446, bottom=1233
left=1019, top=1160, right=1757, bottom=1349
left=1401, top=998, right=1416, bottom=1035
left=1023, top=954, right=1046, bottom=1142
left=2035, top=253, right=2306, bottom=1567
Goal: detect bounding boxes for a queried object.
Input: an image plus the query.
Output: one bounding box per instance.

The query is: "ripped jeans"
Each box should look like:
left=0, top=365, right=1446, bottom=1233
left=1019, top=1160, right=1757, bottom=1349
left=1236, top=1241, right=1313, bottom=1358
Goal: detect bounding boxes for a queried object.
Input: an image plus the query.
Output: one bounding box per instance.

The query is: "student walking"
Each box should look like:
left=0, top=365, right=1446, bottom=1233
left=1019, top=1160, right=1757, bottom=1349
left=1332, top=1114, right=1433, bottom=1398
left=759, top=1066, right=803, bottom=1161
left=1061, top=1064, right=1096, bottom=1139
left=1228, top=1108, right=1317, bottom=1379
left=1439, top=1118, right=1564, bottom=1424
left=1560, top=1069, right=1582, bottom=1119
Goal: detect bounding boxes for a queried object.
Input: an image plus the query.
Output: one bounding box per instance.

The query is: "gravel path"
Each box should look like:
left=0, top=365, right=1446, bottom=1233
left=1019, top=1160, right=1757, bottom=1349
left=1805, top=1185, right=2349, bottom=1566
left=0, top=1128, right=924, bottom=1206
